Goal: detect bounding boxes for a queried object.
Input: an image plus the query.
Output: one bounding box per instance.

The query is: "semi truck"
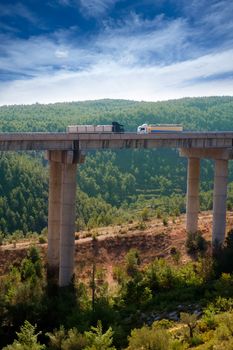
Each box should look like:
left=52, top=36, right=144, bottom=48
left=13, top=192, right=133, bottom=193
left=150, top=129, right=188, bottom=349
left=137, top=124, right=183, bottom=134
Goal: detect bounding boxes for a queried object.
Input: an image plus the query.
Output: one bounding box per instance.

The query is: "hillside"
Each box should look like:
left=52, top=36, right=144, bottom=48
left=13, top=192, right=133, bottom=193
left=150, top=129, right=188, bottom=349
left=1, top=211, right=233, bottom=280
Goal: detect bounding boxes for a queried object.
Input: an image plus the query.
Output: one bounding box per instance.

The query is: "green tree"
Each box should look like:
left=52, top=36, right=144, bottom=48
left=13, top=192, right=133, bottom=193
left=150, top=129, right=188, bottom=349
left=84, top=321, right=116, bottom=350
left=2, top=320, right=45, bottom=350
left=180, top=312, right=198, bottom=339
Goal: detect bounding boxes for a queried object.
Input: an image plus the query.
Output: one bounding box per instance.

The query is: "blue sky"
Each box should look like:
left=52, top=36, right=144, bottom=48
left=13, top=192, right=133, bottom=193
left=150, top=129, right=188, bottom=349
left=0, top=0, right=233, bottom=105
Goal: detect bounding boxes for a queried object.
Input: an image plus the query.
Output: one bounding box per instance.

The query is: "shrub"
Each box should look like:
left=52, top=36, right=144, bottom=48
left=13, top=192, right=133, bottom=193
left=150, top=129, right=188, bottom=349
left=20, top=246, right=43, bottom=280
left=141, top=208, right=149, bottom=221
left=113, top=266, right=127, bottom=286
left=215, top=313, right=233, bottom=343
left=127, top=326, right=171, bottom=350
left=189, top=335, right=203, bottom=346
left=214, top=230, right=233, bottom=273
left=186, top=231, right=208, bottom=255
left=38, top=236, right=47, bottom=244
left=62, top=328, right=87, bottom=350
left=125, top=249, right=140, bottom=277
left=162, top=216, right=168, bottom=226
left=47, top=326, right=87, bottom=350
left=170, top=247, right=181, bottom=264
left=46, top=326, right=66, bottom=349
left=136, top=221, right=146, bottom=230
left=201, top=308, right=217, bottom=330
left=0, top=231, right=4, bottom=245
left=145, top=259, right=174, bottom=291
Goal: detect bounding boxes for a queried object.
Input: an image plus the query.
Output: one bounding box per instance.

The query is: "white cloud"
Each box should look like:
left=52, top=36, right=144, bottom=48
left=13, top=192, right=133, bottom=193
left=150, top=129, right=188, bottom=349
left=0, top=15, right=193, bottom=79
left=56, top=0, right=118, bottom=17
left=78, top=0, right=118, bottom=17
left=97, top=15, right=191, bottom=65
left=0, top=33, right=93, bottom=77
left=0, top=2, right=38, bottom=25
left=55, top=49, right=69, bottom=58
left=0, top=4, right=233, bottom=105
left=0, top=49, right=232, bottom=105
left=182, top=0, right=233, bottom=46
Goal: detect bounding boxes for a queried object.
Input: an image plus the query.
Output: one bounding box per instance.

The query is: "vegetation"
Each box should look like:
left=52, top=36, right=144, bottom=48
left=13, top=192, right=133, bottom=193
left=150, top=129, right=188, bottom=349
left=1, top=239, right=233, bottom=349
left=1, top=97, right=233, bottom=348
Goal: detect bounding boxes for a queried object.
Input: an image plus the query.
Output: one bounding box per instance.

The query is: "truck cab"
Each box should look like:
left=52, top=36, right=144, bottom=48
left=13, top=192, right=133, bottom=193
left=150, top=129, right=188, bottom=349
left=137, top=124, right=148, bottom=134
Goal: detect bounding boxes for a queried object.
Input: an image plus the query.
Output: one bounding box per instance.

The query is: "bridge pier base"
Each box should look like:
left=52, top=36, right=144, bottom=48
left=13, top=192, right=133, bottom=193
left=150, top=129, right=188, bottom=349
left=47, top=150, right=84, bottom=286
left=212, top=159, right=228, bottom=247
left=186, top=157, right=200, bottom=234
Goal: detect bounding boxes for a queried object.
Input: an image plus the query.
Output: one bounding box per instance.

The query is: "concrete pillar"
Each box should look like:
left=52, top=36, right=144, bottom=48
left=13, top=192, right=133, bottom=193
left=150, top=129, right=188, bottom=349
left=47, top=152, right=62, bottom=280
left=212, top=159, right=228, bottom=246
left=59, top=158, right=77, bottom=287
left=186, top=157, right=200, bottom=233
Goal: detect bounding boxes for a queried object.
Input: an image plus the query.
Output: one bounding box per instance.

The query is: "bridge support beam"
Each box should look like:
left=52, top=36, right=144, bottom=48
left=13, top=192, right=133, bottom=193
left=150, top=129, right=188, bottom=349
left=186, top=157, right=200, bottom=234
left=47, top=150, right=85, bottom=286
left=212, top=159, right=228, bottom=247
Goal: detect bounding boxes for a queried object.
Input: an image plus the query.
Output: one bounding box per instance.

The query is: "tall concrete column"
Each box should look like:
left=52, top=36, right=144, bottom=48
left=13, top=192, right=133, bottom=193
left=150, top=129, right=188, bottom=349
left=212, top=159, right=228, bottom=246
left=47, top=151, right=62, bottom=280
left=59, top=153, right=77, bottom=287
left=186, top=157, right=200, bottom=233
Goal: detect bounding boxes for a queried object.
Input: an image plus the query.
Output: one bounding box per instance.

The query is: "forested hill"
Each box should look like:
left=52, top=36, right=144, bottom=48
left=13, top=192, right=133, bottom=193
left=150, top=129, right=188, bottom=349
left=1, top=96, right=233, bottom=132
left=0, top=96, right=233, bottom=234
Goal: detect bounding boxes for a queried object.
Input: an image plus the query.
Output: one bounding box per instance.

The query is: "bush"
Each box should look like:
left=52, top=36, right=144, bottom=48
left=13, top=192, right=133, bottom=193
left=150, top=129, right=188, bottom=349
left=62, top=328, right=87, bottom=350
left=127, top=326, right=171, bottom=350
left=162, top=216, right=168, bottom=226
left=0, top=231, right=4, bottom=245
left=136, top=221, right=146, bottom=230
left=125, top=249, right=140, bottom=277
left=170, top=247, right=181, bottom=264
left=186, top=231, right=208, bottom=255
left=214, top=230, right=233, bottom=273
left=201, top=308, right=217, bottom=330
left=46, top=326, right=66, bottom=349
left=141, top=208, right=149, bottom=221
left=38, top=236, right=47, bottom=244
left=189, top=335, right=203, bottom=346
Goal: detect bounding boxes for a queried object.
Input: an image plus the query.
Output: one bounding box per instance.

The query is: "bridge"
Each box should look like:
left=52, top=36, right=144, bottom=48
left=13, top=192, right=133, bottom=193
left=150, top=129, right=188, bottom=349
left=1, top=131, right=233, bottom=286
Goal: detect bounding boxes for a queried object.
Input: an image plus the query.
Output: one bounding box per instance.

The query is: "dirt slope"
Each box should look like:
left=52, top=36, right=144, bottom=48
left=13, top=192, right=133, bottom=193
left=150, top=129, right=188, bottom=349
left=1, top=211, right=233, bottom=280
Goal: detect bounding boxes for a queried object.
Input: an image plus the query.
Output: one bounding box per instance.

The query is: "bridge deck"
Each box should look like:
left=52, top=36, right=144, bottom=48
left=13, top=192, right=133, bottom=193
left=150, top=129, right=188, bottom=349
left=0, top=132, right=232, bottom=151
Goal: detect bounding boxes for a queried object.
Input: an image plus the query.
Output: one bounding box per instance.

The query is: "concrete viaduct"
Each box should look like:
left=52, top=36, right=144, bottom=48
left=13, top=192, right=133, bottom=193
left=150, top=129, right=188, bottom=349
left=0, top=131, right=233, bottom=286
